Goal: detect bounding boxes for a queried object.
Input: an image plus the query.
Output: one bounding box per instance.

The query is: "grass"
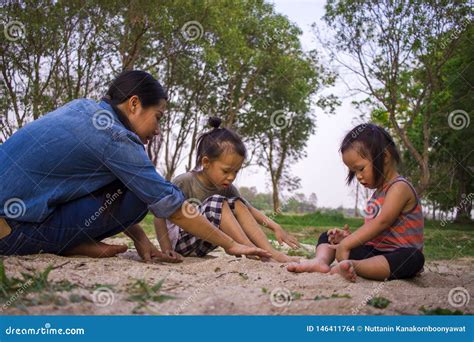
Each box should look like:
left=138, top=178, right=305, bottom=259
left=419, top=306, right=464, bottom=315
left=136, top=211, right=473, bottom=261
left=0, top=260, right=79, bottom=309
left=367, top=296, right=391, bottom=309
left=127, top=279, right=175, bottom=305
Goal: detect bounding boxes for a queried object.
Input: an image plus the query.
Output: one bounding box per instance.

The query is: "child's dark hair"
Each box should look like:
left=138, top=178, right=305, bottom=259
left=340, top=123, right=400, bottom=187
left=194, top=117, right=247, bottom=169
left=102, top=70, right=167, bottom=130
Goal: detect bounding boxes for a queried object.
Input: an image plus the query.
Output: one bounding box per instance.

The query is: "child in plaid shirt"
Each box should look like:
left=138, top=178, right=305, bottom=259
left=154, top=117, right=300, bottom=263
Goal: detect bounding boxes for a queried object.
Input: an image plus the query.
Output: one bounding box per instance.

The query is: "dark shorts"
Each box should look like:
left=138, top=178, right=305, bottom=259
left=318, top=232, right=425, bottom=280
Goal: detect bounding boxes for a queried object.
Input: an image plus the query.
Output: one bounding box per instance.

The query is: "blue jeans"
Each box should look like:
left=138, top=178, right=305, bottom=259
left=0, top=180, right=148, bottom=255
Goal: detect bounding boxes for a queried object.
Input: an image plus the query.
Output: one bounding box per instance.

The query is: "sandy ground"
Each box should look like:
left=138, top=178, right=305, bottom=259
left=1, top=237, right=473, bottom=315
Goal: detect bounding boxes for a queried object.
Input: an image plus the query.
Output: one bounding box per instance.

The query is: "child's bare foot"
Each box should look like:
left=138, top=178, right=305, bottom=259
left=330, top=260, right=357, bottom=282
left=62, top=241, right=128, bottom=258
left=287, top=258, right=331, bottom=273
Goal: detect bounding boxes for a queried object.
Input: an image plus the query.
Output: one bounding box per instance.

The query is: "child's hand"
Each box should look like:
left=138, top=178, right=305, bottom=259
left=328, top=224, right=351, bottom=245
left=274, top=226, right=300, bottom=249
left=163, top=249, right=184, bottom=262
left=134, top=237, right=183, bottom=263
left=328, top=241, right=350, bottom=262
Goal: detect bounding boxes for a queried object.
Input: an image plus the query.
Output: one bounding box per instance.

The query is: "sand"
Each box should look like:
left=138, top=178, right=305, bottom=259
left=1, top=238, right=473, bottom=315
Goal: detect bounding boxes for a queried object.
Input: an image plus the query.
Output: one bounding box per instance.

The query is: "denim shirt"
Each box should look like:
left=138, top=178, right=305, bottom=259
left=0, top=99, right=184, bottom=223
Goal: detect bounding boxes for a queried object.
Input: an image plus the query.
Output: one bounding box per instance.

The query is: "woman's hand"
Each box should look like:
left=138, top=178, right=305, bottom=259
left=224, top=241, right=272, bottom=259
left=274, top=226, right=300, bottom=249
left=328, top=224, right=351, bottom=245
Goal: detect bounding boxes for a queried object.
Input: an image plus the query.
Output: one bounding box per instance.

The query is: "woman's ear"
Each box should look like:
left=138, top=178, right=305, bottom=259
left=383, top=149, right=391, bottom=165
left=128, top=95, right=140, bottom=114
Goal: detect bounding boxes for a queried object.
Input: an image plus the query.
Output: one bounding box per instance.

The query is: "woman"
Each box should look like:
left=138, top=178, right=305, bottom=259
left=0, top=70, right=271, bottom=262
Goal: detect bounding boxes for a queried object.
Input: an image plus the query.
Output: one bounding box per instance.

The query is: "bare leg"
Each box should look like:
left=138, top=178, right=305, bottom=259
left=220, top=201, right=256, bottom=247
left=287, top=243, right=333, bottom=273
left=233, top=200, right=299, bottom=263
left=62, top=240, right=128, bottom=258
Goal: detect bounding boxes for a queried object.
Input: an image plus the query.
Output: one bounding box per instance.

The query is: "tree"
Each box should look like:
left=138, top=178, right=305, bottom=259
left=322, top=0, right=471, bottom=194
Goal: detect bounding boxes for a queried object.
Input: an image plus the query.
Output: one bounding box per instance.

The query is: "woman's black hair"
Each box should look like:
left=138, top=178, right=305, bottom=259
left=101, top=70, right=168, bottom=130
left=194, top=117, right=247, bottom=169
left=99, top=70, right=167, bottom=213
left=340, top=123, right=400, bottom=187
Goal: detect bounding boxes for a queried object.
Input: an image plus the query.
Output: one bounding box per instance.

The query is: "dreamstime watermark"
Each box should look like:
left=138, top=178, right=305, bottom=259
left=3, top=20, right=25, bottom=42
left=448, top=287, right=470, bottom=308
left=262, top=207, right=282, bottom=228
left=84, top=189, right=123, bottom=227
left=3, top=197, right=26, bottom=219
left=181, top=20, right=203, bottom=41
left=181, top=198, right=202, bottom=219
left=261, top=27, right=285, bottom=49
left=361, top=199, right=381, bottom=219
left=1, top=279, right=33, bottom=312
left=351, top=280, right=387, bottom=314
left=173, top=279, right=213, bottom=314
left=270, top=110, right=292, bottom=129
left=270, top=287, right=292, bottom=307
left=440, top=192, right=473, bottom=227
left=351, top=123, right=368, bottom=139
left=5, top=322, right=85, bottom=336
left=448, top=109, right=470, bottom=130
left=92, top=287, right=115, bottom=307
left=92, top=109, right=114, bottom=130
left=440, top=17, right=472, bottom=50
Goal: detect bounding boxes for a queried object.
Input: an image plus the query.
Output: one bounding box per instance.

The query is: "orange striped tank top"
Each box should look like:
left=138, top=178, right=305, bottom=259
left=364, top=176, right=424, bottom=252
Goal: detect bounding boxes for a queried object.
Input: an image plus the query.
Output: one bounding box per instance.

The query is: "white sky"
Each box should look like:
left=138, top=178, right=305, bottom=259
left=235, top=0, right=367, bottom=209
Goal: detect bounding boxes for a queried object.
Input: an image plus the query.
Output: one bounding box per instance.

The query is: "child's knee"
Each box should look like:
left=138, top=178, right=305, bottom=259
left=317, top=231, right=330, bottom=245
left=412, top=249, right=425, bottom=272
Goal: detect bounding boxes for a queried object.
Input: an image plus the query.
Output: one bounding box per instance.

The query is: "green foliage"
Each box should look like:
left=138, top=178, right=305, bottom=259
left=419, top=306, right=464, bottom=315
left=322, top=0, right=472, bottom=216
left=314, top=293, right=351, bottom=300
left=367, top=297, right=391, bottom=309
left=127, top=279, right=175, bottom=305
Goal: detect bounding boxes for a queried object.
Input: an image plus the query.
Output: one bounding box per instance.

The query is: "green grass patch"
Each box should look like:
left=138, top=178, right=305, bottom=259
left=419, top=306, right=464, bottom=315
left=127, top=279, right=175, bottom=306
left=367, top=297, right=391, bottom=309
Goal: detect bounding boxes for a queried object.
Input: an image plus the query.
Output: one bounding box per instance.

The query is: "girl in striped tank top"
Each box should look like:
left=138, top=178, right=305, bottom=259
left=288, top=123, right=425, bottom=281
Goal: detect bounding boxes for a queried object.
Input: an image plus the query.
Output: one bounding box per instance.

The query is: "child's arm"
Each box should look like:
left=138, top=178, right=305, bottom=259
left=248, top=206, right=300, bottom=248
left=332, top=182, right=414, bottom=261
left=154, top=218, right=172, bottom=252
left=154, top=217, right=183, bottom=261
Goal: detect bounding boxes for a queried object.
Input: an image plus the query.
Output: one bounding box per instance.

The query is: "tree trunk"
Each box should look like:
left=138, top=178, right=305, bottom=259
left=354, top=182, right=360, bottom=217
left=272, top=181, right=281, bottom=213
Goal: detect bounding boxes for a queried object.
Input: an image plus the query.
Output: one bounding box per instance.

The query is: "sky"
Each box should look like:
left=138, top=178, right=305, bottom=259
left=234, top=0, right=368, bottom=209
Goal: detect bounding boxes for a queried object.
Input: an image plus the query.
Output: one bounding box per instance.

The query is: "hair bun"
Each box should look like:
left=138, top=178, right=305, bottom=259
left=208, top=117, right=222, bottom=129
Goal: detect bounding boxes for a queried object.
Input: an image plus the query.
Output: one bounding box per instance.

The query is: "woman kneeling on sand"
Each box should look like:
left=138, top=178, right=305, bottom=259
left=0, top=70, right=270, bottom=263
